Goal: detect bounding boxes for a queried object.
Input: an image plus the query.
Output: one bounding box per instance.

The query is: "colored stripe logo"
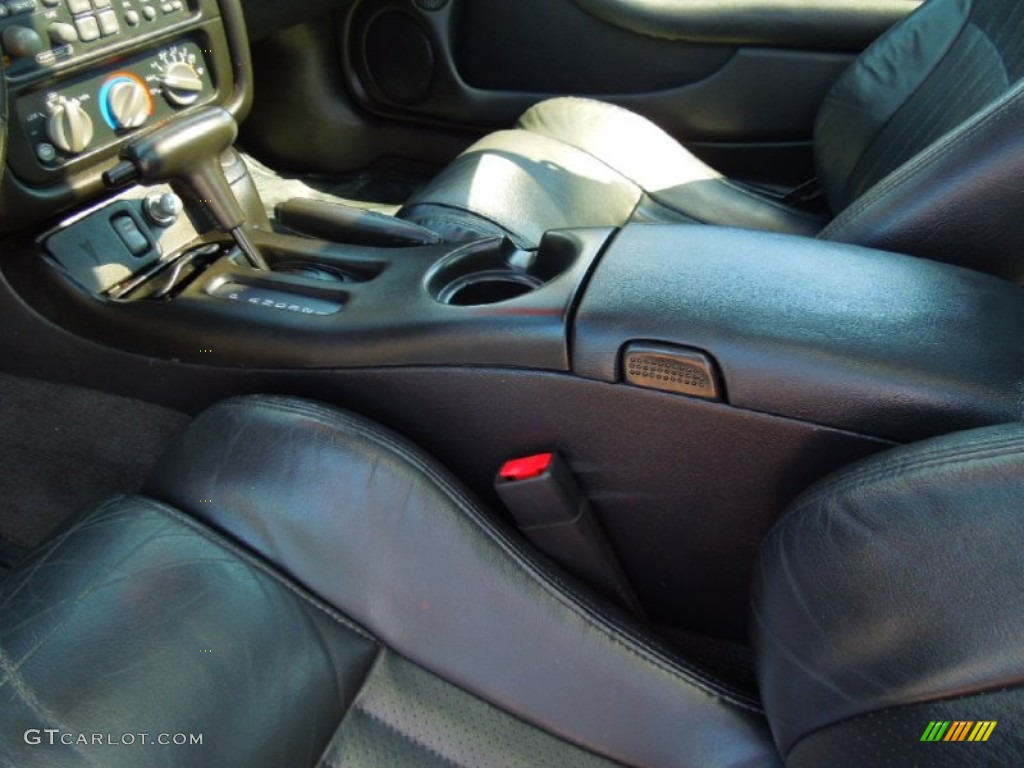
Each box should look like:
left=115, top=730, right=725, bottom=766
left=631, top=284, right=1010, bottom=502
left=921, top=721, right=997, bottom=742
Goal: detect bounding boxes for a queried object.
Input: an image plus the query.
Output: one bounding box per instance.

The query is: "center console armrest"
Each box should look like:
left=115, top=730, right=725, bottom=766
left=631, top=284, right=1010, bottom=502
left=573, top=224, right=1024, bottom=441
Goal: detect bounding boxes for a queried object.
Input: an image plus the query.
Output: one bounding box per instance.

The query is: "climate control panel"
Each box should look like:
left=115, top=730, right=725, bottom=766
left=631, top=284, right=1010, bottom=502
left=15, top=40, right=213, bottom=168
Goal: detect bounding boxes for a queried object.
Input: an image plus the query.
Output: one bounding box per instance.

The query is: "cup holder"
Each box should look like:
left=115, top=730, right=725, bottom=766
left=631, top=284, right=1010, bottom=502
left=439, top=271, right=541, bottom=306
left=426, top=237, right=575, bottom=306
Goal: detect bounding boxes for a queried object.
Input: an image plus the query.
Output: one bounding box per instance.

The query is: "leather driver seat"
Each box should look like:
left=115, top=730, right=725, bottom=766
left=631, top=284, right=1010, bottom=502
left=1, top=396, right=1022, bottom=767
left=398, top=0, right=1024, bottom=283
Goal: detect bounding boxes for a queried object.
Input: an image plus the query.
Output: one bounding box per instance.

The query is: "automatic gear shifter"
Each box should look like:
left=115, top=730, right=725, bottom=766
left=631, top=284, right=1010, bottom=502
left=103, top=107, right=270, bottom=271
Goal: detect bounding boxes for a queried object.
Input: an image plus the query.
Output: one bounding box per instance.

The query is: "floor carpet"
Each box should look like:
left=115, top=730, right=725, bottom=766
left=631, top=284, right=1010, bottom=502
left=0, top=373, right=190, bottom=562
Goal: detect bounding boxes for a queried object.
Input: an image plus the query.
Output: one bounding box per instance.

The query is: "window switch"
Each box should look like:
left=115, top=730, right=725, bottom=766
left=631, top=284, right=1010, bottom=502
left=111, top=215, right=150, bottom=256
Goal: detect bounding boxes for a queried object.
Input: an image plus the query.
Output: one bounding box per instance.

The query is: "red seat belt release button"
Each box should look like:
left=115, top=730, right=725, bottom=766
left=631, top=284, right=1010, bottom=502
left=498, top=453, right=554, bottom=482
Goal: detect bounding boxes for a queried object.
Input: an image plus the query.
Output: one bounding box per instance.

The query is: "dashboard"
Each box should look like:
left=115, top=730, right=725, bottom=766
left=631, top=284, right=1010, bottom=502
left=0, top=0, right=251, bottom=230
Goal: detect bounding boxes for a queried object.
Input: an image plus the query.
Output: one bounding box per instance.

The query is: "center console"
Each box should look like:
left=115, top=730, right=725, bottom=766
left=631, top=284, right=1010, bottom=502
left=5, top=155, right=1024, bottom=638
left=29, top=205, right=606, bottom=369
left=1, top=11, right=1021, bottom=639
left=8, top=191, right=1021, bottom=639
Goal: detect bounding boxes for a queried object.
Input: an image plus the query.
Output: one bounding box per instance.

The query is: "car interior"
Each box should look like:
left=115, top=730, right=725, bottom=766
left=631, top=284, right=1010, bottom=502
left=0, top=0, right=1022, bottom=765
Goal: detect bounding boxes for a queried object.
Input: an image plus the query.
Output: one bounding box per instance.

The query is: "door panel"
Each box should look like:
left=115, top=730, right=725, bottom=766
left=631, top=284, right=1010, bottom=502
left=454, top=0, right=736, bottom=95
left=342, top=0, right=915, bottom=152
left=569, top=0, right=922, bottom=49
left=246, top=0, right=918, bottom=180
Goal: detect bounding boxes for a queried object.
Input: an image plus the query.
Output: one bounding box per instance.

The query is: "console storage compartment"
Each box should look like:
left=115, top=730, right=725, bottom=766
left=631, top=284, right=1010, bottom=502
left=575, top=225, right=1024, bottom=441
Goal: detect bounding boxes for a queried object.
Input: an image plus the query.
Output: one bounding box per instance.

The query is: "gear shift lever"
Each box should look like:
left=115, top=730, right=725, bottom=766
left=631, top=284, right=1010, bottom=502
left=103, top=107, right=270, bottom=271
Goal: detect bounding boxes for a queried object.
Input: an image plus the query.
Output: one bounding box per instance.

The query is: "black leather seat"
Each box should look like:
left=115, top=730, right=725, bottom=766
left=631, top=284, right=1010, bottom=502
left=399, top=0, right=1024, bottom=283
left=1, top=395, right=1022, bottom=767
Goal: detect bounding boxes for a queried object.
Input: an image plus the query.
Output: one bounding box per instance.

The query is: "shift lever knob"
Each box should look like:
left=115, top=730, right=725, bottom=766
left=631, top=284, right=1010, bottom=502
left=104, top=107, right=269, bottom=270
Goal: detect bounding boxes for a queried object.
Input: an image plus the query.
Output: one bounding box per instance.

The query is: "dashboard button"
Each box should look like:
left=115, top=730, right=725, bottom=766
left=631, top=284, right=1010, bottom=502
left=111, top=215, right=151, bottom=256
left=7, top=0, right=38, bottom=14
left=36, top=143, right=57, bottom=163
left=67, top=0, right=91, bottom=13
left=74, top=14, right=100, bottom=41
left=2, top=25, right=44, bottom=58
left=160, top=2, right=172, bottom=12
left=97, top=8, right=118, bottom=35
left=124, top=9, right=139, bottom=24
left=92, top=0, right=111, bottom=7
left=144, top=192, right=183, bottom=227
left=141, top=4, right=156, bottom=20
left=41, top=0, right=62, bottom=7
left=48, top=21, right=79, bottom=44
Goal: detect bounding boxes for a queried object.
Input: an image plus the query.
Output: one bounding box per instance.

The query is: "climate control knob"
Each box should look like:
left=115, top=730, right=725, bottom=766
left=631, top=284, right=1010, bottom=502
left=46, top=98, right=94, bottom=155
left=159, top=62, right=204, bottom=107
left=101, top=75, right=153, bottom=130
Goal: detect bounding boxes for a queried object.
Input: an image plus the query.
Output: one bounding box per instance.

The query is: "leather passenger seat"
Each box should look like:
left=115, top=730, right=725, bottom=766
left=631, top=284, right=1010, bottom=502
left=399, top=0, right=1024, bottom=282
left=1, top=395, right=1022, bottom=767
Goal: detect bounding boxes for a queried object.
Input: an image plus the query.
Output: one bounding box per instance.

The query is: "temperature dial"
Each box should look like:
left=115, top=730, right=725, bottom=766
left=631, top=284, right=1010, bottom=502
left=47, top=98, right=94, bottom=155
left=160, top=61, right=204, bottom=107
left=100, top=75, right=154, bottom=130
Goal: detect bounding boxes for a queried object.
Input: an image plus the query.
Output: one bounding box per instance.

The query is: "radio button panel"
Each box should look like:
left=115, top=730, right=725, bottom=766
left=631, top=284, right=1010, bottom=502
left=0, top=0, right=195, bottom=77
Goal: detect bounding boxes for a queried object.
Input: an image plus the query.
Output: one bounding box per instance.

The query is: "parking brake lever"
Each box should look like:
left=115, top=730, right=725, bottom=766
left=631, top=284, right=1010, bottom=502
left=276, top=198, right=442, bottom=247
left=103, top=107, right=270, bottom=271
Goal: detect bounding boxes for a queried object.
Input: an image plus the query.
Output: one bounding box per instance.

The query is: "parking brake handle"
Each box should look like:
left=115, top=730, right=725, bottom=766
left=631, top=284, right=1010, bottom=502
left=103, top=107, right=269, bottom=271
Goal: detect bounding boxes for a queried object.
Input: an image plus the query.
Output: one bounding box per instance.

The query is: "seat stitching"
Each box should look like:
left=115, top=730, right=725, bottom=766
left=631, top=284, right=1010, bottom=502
left=765, top=433, right=1024, bottom=543
left=315, top=645, right=386, bottom=768
left=215, top=396, right=762, bottom=710
left=823, top=80, right=1024, bottom=235
left=352, top=703, right=466, bottom=768
left=832, top=3, right=975, bottom=205
left=136, top=497, right=379, bottom=642
left=845, top=24, right=999, bottom=204
left=334, top=648, right=631, bottom=767
left=1, top=500, right=185, bottom=676
left=790, top=433, right=1024, bottom=510
left=630, top=193, right=704, bottom=225
left=785, top=439, right=1024, bottom=520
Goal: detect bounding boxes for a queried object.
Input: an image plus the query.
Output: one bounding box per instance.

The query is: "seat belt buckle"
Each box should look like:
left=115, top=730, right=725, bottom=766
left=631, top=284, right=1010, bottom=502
left=782, top=176, right=825, bottom=210
left=495, top=451, right=645, bottom=618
